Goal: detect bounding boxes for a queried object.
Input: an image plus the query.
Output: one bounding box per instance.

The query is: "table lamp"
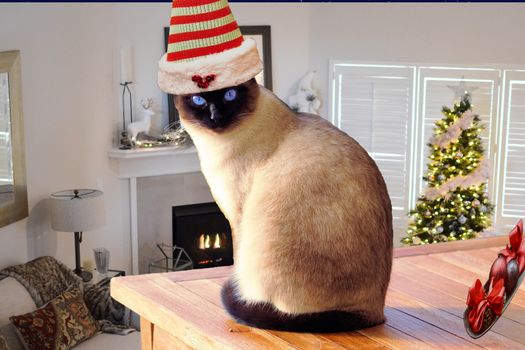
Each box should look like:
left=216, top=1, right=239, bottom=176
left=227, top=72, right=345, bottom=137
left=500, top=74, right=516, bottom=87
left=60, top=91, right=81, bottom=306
left=50, top=189, right=105, bottom=282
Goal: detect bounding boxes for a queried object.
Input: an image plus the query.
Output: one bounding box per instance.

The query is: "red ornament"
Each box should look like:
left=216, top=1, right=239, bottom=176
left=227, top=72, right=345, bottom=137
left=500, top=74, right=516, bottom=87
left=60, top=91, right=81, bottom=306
left=489, top=255, right=507, bottom=283
left=505, top=259, right=520, bottom=296
left=500, top=219, right=525, bottom=274
left=466, top=278, right=505, bottom=333
left=192, top=74, right=216, bottom=89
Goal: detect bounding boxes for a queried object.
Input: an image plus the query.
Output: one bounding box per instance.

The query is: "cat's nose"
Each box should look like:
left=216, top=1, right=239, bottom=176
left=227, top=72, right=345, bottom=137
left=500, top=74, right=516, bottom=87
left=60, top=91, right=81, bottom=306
left=209, top=103, right=222, bottom=121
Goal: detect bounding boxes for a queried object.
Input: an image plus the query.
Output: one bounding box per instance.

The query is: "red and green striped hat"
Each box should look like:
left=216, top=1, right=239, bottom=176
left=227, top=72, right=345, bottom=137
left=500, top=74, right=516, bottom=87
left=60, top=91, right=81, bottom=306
left=158, top=0, right=263, bottom=95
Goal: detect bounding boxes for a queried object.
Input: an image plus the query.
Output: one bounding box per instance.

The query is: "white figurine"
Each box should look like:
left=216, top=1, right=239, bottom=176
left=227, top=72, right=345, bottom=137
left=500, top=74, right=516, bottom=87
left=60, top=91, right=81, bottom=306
left=288, top=70, right=321, bottom=115
left=128, top=98, right=154, bottom=142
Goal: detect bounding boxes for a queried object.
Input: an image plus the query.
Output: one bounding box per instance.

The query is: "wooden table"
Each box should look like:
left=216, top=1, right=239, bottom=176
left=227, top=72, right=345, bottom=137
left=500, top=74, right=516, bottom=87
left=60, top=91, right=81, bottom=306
left=111, top=246, right=525, bottom=349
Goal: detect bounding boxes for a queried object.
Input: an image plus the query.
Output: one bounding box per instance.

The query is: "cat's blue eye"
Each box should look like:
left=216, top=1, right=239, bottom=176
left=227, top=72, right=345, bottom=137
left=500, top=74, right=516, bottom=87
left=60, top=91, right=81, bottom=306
left=224, top=89, right=237, bottom=102
left=191, top=95, right=207, bottom=107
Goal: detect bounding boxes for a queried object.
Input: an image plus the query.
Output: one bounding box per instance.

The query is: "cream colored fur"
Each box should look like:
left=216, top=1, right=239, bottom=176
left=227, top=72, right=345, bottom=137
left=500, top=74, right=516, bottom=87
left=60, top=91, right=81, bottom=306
left=158, top=39, right=263, bottom=95
left=177, top=87, right=392, bottom=321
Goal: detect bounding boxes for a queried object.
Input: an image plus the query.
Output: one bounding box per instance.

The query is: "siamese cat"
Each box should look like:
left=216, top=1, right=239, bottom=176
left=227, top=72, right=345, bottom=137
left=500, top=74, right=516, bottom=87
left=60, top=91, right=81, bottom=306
left=175, top=78, right=393, bottom=332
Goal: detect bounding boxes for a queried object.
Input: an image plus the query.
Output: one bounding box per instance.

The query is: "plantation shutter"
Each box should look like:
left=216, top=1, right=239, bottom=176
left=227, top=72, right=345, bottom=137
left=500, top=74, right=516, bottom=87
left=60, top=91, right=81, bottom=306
left=415, top=68, right=500, bottom=201
left=496, top=70, right=525, bottom=225
left=330, top=63, right=416, bottom=240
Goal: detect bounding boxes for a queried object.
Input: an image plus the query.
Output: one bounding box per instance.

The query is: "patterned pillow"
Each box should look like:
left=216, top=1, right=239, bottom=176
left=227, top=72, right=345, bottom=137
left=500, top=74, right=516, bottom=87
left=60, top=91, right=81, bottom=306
left=0, top=333, right=8, bottom=350
left=9, top=286, right=99, bottom=350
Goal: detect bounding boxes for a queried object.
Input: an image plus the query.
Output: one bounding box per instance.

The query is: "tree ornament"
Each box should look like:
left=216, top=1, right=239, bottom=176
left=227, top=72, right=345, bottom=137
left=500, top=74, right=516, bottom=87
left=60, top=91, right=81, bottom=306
left=472, top=199, right=480, bottom=207
left=436, top=226, right=444, bottom=233
left=459, top=215, right=467, bottom=224
left=438, top=174, right=446, bottom=181
left=480, top=205, right=488, bottom=213
left=489, top=255, right=507, bottom=284
left=456, top=151, right=463, bottom=158
left=505, top=259, right=519, bottom=297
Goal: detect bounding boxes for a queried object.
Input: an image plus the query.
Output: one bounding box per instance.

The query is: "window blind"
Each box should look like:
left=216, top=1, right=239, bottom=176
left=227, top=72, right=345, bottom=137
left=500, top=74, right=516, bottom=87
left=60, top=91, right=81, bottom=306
left=497, top=70, right=525, bottom=223
left=330, top=64, right=415, bottom=239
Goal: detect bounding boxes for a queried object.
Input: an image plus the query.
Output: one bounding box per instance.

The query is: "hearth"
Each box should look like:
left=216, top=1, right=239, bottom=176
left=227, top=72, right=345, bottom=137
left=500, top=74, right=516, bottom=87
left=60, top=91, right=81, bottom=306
left=172, top=202, right=233, bottom=269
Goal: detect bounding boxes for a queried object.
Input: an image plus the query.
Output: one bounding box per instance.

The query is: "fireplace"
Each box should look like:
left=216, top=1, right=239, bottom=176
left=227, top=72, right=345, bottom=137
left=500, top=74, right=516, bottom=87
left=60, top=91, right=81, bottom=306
left=172, top=202, right=233, bottom=269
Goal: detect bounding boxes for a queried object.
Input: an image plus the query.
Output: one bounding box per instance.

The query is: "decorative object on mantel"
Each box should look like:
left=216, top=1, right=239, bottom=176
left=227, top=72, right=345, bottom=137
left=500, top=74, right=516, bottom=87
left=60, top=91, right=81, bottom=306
left=128, top=98, right=155, bottom=144
left=50, top=189, right=106, bottom=282
left=464, top=219, right=525, bottom=338
left=288, top=70, right=321, bottom=114
left=159, top=121, right=192, bottom=146
left=147, top=243, right=193, bottom=273
left=119, top=47, right=134, bottom=150
left=132, top=120, right=193, bottom=149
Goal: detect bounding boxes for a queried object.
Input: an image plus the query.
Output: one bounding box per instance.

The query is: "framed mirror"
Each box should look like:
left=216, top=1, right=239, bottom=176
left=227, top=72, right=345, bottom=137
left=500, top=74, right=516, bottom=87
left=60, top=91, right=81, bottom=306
left=0, top=50, right=28, bottom=227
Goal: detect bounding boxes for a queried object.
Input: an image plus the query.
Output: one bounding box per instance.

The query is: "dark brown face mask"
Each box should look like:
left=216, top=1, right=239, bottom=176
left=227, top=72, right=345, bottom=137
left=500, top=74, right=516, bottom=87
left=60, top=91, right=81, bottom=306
left=176, top=78, right=259, bottom=132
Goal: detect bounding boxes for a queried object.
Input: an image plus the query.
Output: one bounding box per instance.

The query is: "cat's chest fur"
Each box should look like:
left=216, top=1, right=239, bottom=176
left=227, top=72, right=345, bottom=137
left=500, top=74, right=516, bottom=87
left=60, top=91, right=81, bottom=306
left=192, top=129, right=275, bottom=234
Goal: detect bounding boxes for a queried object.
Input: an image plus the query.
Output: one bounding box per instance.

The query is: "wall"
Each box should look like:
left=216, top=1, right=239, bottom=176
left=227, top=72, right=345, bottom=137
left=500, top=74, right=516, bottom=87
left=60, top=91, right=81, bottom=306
left=0, top=3, right=130, bottom=269
left=307, top=3, right=525, bottom=117
left=1, top=3, right=524, bottom=270
left=0, top=3, right=311, bottom=271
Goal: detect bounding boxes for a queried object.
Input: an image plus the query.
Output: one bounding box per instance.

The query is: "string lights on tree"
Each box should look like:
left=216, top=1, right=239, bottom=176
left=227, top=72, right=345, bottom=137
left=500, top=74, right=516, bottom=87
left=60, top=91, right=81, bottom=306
left=402, top=84, right=494, bottom=245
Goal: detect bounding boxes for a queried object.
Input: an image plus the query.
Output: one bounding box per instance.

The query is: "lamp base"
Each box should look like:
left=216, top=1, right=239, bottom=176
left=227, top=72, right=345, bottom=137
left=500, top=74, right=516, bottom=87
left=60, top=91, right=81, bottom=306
left=77, top=270, right=93, bottom=283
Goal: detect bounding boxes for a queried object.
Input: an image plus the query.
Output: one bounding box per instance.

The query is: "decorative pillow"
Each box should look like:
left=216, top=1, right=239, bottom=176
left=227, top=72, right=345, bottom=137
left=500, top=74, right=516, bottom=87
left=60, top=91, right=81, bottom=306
left=9, top=287, right=99, bottom=350
left=0, top=333, right=8, bottom=350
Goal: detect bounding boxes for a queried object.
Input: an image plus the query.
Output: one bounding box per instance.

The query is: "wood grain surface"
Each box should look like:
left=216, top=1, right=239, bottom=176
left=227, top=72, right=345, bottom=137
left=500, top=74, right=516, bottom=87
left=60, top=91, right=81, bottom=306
left=112, top=246, right=524, bottom=349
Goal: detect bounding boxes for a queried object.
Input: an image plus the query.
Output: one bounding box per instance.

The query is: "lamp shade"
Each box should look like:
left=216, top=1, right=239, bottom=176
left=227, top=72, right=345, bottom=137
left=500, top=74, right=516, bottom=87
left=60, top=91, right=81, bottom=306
left=50, top=189, right=105, bottom=232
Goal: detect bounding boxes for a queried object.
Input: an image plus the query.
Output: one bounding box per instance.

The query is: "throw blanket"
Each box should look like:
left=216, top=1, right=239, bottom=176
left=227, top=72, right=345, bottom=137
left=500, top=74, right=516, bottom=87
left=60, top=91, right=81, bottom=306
left=0, top=256, right=134, bottom=335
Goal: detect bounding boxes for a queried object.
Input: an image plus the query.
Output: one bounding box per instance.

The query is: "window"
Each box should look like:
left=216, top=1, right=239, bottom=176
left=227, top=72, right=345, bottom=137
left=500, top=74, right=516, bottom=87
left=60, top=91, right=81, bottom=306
left=330, top=62, right=521, bottom=241
left=495, top=70, right=525, bottom=225
left=329, top=63, right=416, bottom=236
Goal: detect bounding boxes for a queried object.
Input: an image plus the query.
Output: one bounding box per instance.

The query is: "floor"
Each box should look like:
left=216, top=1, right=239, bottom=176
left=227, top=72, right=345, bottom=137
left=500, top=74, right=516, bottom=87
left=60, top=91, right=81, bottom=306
left=113, top=246, right=525, bottom=349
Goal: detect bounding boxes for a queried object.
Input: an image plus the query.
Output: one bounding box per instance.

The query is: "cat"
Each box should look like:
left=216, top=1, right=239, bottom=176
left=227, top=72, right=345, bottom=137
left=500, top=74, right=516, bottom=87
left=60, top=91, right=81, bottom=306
left=175, top=78, right=393, bottom=332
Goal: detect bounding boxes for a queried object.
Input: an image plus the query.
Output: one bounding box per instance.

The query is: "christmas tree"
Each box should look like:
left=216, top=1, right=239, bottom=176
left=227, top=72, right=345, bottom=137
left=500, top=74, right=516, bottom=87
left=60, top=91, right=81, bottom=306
left=402, top=89, right=494, bottom=245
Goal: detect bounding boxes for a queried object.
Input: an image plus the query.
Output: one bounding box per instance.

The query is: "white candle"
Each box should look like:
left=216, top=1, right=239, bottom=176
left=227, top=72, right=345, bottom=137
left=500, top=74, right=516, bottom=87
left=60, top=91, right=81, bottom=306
left=83, top=259, right=94, bottom=273
left=120, top=47, right=133, bottom=83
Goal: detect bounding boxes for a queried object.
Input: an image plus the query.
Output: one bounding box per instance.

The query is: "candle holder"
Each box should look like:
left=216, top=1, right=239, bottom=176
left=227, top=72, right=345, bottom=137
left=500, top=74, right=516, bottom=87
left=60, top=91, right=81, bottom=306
left=119, top=81, right=133, bottom=150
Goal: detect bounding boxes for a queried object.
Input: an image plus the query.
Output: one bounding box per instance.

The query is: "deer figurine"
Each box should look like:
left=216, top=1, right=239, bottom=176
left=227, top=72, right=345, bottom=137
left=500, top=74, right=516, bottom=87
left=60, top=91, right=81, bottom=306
left=127, top=98, right=155, bottom=142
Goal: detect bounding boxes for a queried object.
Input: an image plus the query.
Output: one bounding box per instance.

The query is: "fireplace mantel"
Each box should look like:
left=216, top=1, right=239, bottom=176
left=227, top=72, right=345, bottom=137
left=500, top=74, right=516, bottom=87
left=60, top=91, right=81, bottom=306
left=108, top=146, right=201, bottom=274
left=108, top=146, right=200, bottom=178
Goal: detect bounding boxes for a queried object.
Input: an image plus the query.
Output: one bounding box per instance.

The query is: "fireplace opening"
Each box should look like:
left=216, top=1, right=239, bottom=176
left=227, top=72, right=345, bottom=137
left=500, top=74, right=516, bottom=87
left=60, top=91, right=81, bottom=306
left=172, top=202, right=233, bottom=269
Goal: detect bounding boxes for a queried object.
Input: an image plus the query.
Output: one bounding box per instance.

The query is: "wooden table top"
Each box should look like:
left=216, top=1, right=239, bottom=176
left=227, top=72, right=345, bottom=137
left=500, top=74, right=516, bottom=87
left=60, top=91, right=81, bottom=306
left=111, top=247, right=525, bottom=349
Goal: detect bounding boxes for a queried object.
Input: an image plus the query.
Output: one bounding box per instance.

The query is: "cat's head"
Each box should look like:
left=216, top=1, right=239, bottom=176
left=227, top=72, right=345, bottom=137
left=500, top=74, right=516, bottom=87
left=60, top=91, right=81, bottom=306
left=175, top=78, right=259, bottom=133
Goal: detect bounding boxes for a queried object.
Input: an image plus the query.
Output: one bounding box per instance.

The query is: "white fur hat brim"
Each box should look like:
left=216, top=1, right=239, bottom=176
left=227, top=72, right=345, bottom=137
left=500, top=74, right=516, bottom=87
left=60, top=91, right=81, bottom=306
left=158, top=38, right=263, bottom=95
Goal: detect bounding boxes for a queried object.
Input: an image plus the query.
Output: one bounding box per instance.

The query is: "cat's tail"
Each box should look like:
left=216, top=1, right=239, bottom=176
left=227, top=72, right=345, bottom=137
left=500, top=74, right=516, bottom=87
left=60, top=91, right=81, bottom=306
left=221, top=279, right=383, bottom=333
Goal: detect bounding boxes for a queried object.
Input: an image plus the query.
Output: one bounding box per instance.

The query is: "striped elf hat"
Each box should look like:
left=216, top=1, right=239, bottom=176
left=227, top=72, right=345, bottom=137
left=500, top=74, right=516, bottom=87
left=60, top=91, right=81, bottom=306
left=158, top=0, right=263, bottom=95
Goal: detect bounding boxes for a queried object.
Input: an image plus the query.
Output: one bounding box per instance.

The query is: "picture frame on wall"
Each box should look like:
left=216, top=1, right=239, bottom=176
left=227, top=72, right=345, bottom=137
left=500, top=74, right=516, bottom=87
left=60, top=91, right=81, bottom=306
left=163, top=25, right=273, bottom=124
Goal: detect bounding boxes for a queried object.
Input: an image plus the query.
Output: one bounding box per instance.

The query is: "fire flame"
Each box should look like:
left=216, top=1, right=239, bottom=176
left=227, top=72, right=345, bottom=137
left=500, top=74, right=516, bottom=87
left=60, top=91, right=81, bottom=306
left=214, top=233, right=221, bottom=248
left=199, top=233, right=223, bottom=250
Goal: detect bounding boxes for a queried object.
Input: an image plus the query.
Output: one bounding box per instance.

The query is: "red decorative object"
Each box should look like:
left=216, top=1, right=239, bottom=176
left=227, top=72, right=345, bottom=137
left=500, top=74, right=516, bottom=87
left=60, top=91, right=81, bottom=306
left=192, top=74, right=216, bottom=89
left=466, top=278, right=505, bottom=333
left=500, top=219, right=525, bottom=274
left=489, top=255, right=507, bottom=283
left=505, top=259, right=520, bottom=295
left=464, top=219, right=525, bottom=338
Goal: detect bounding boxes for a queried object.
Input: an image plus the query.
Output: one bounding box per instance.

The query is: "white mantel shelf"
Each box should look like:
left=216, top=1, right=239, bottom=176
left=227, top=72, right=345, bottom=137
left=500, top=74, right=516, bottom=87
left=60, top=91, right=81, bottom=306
left=108, top=146, right=200, bottom=178
left=108, top=145, right=201, bottom=275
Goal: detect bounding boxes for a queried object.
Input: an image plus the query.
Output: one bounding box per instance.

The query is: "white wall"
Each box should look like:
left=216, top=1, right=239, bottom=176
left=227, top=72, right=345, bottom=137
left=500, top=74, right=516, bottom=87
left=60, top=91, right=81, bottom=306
left=307, top=3, right=525, bottom=117
left=0, top=3, right=524, bottom=270
left=0, top=3, right=311, bottom=271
